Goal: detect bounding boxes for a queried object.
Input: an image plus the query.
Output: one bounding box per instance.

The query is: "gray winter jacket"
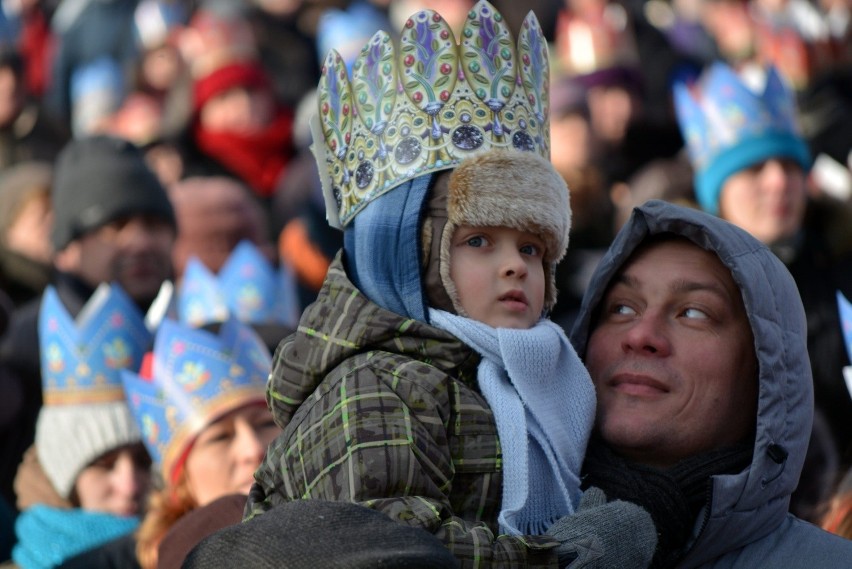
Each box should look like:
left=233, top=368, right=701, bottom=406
left=570, top=200, right=852, bottom=568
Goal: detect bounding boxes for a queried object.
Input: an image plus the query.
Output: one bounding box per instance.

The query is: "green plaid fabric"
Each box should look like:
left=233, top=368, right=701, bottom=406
left=247, top=255, right=560, bottom=568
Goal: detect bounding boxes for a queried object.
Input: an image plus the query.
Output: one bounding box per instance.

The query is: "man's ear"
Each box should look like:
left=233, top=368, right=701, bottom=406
left=53, top=240, right=81, bottom=273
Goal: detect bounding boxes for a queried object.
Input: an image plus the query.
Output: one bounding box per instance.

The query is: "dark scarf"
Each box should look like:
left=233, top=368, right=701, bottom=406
left=193, top=111, right=294, bottom=198
left=582, top=437, right=753, bottom=569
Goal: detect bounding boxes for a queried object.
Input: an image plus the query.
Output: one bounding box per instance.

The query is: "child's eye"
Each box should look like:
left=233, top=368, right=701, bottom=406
left=520, top=243, right=541, bottom=256
left=466, top=236, right=485, bottom=247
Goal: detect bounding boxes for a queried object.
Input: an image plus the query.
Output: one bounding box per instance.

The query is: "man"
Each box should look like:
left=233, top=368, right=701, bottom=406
left=570, top=199, right=852, bottom=567
left=0, top=134, right=176, bottom=517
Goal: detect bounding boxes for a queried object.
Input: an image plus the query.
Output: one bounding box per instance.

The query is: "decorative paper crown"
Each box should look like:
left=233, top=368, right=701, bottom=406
left=120, top=317, right=271, bottom=479
left=39, top=283, right=152, bottom=405
left=673, top=62, right=811, bottom=215
left=837, top=291, right=852, bottom=400
left=313, top=0, right=551, bottom=229
left=178, top=240, right=300, bottom=327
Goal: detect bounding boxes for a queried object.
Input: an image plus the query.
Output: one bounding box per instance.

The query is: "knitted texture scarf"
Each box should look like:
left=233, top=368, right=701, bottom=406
left=429, top=308, right=596, bottom=536
left=582, top=438, right=754, bottom=569
left=12, top=504, right=139, bottom=569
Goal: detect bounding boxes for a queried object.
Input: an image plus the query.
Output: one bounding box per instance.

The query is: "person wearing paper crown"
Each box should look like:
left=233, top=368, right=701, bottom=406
left=674, top=61, right=852, bottom=490
left=8, top=282, right=153, bottom=569
left=120, top=317, right=279, bottom=569
left=228, top=3, right=656, bottom=568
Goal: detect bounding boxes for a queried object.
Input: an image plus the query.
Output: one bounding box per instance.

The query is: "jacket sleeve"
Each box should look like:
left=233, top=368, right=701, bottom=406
left=246, top=353, right=559, bottom=569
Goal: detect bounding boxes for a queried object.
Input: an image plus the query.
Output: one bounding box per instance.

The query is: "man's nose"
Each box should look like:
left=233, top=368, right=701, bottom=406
left=620, top=310, right=672, bottom=356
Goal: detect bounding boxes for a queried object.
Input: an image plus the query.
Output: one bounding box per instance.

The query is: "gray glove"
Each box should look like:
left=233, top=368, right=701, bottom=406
left=545, top=486, right=658, bottom=569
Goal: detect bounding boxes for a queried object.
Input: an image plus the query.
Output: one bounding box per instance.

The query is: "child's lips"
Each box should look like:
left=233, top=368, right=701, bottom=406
left=499, top=290, right=528, bottom=310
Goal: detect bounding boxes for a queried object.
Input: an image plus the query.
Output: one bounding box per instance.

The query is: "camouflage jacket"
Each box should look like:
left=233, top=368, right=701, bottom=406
left=246, top=256, right=559, bottom=568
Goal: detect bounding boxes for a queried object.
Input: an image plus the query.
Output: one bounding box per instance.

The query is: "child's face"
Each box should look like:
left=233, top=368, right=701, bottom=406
left=449, top=225, right=546, bottom=329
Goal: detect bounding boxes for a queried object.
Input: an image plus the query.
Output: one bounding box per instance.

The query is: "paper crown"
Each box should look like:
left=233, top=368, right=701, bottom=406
left=39, top=283, right=153, bottom=406
left=673, top=62, right=811, bottom=215
left=838, top=291, right=852, bottom=364
left=177, top=240, right=300, bottom=327
left=313, top=0, right=552, bottom=229
left=120, top=317, right=270, bottom=479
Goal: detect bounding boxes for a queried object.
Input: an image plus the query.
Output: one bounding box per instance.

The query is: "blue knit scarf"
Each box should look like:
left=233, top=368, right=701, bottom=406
left=429, top=309, right=596, bottom=536
left=12, top=505, right=139, bottom=569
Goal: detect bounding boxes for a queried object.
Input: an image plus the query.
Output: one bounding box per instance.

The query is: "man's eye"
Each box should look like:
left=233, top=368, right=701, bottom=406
left=682, top=307, right=709, bottom=319
left=613, top=303, right=636, bottom=316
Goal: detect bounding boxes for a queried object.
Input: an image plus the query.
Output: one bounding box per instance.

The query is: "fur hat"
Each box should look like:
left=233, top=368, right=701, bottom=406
left=423, top=150, right=571, bottom=314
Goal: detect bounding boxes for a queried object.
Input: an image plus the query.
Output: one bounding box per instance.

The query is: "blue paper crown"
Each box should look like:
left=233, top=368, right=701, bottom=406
left=39, top=283, right=153, bottom=405
left=178, top=240, right=300, bottom=328
left=673, top=62, right=811, bottom=216
left=120, top=317, right=271, bottom=479
left=837, top=291, right=852, bottom=365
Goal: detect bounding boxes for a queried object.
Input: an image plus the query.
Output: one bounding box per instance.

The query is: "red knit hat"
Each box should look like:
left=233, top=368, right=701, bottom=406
left=192, top=61, right=270, bottom=113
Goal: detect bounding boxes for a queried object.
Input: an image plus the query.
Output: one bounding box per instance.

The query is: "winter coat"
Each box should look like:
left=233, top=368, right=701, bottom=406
left=246, top=255, right=560, bottom=568
left=570, top=199, right=852, bottom=568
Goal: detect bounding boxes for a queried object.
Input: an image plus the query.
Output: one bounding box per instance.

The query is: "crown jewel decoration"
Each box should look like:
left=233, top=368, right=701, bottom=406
left=673, top=62, right=802, bottom=172
left=39, top=283, right=153, bottom=405
left=178, top=240, right=300, bottom=327
left=313, top=0, right=551, bottom=228
left=120, top=317, right=271, bottom=477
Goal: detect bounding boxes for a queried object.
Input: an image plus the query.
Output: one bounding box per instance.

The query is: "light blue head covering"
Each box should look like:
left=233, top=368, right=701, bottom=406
left=343, top=174, right=434, bottom=322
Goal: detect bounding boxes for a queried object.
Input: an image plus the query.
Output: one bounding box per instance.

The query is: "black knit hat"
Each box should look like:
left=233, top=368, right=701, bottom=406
left=182, top=500, right=460, bottom=569
left=50, top=135, right=176, bottom=251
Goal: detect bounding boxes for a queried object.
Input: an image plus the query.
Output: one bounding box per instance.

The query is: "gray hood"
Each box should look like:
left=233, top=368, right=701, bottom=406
left=570, top=200, right=813, bottom=566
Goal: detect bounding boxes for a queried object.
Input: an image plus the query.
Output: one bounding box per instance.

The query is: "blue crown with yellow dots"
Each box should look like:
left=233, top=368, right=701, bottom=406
left=120, top=317, right=271, bottom=480
left=178, top=240, right=300, bottom=328
left=313, top=0, right=552, bottom=228
left=673, top=62, right=811, bottom=216
left=39, top=283, right=153, bottom=405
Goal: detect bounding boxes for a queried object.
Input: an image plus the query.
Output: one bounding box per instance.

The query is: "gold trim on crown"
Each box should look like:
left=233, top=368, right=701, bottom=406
left=312, top=0, right=551, bottom=229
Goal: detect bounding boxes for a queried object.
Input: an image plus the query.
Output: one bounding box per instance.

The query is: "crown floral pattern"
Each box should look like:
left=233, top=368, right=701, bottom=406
left=39, top=283, right=152, bottom=405
left=313, top=0, right=551, bottom=228
left=673, top=63, right=802, bottom=171
left=120, top=318, right=270, bottom=477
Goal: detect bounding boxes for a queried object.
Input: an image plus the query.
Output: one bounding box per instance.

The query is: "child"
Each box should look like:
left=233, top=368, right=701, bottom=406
left=241, top=3, right=656, bottom=567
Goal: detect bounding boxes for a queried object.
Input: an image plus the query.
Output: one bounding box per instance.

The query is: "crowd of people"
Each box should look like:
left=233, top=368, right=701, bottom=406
left=0, top=0, right=849, bottom=567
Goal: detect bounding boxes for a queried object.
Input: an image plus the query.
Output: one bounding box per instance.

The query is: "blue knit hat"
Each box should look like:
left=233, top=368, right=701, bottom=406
left=673, top=62, right=811, bottom=216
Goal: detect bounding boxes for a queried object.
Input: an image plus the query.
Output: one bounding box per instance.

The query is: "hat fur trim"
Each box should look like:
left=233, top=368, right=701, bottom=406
left=448, top=150, right=571, bottom=265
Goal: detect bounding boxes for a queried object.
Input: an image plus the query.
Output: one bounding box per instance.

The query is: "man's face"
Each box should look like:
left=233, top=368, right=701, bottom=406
left=585, top=238, right=758, bottom=467
left=63, top=214, right=175, bottom=303
left=718, top=158, right=807, bottom=245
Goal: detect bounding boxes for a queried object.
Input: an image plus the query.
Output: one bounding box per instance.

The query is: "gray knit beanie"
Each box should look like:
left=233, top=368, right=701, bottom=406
left=50, top=135, right=176, bottom=251
left=35, top=402, right=142, bottom=500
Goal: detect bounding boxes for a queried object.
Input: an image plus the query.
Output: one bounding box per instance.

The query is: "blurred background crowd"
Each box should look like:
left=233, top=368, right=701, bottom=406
left=0, top=0, right=849, bottom=567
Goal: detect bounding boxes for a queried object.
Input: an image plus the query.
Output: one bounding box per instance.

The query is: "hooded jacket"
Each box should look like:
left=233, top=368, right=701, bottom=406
left=570, top=200, right=852, bottom=567
left=246, top=255, right=560, bottom=568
